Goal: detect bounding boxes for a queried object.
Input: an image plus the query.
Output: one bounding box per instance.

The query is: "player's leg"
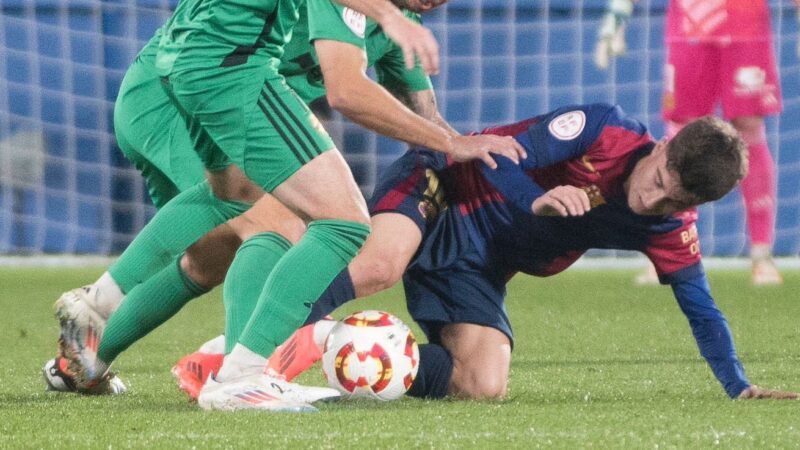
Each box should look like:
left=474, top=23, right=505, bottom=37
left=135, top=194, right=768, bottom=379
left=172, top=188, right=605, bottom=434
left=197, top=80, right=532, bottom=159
left=720, top=40, right=783, bottom=285
left=304, top=150, right=441, bottom=323
left=162, top=69, right=361, bottom=408
left=220, top=149, right=370, bottom=378
left=439, top=323, right=512, bottom=399
left=260, top=150, right=439, bottom=380
left=220, top=194, right=307, bottom=354
left=106, top=52, right=213, bottom=297
left=95, top=188, right=307, bottom=378
left=401, top=240, right=512, bottom=400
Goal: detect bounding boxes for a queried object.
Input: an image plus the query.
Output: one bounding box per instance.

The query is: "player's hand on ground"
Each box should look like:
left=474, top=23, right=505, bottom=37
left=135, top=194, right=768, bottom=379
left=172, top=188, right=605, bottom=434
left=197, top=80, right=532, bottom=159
left=450, top=135, right=526, bottom=169
left=532, top=185, right=591, bottom=217
left=737, top=385, right=800, bottom=400
left=379, top=13, right=439, bottom=74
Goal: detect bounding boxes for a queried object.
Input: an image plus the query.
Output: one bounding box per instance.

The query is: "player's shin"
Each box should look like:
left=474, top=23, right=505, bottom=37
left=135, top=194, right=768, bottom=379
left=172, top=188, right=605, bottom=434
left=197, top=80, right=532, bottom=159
left=223, top=232, right=292, bottom=354
left=95, top=256, right=208, bottom=377
left=227, top=220, right=369, bottom=378
left=108, top=181, right=250, bottom=294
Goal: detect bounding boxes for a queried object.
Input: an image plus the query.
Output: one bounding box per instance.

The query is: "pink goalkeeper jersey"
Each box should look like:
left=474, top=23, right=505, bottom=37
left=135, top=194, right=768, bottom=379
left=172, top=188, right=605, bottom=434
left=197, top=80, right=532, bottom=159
left=666, top=0, right=772, bottom=43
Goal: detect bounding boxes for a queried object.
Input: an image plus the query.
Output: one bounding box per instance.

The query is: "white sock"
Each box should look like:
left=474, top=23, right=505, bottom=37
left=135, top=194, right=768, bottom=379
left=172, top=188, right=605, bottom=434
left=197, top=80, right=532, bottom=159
left=217, top=344, right=267, bottom=381
left=312, top=319, right=337, bottom=352
left=751, top=244, right=772, bottom=262
left=93, top=272, right=125, bottom=319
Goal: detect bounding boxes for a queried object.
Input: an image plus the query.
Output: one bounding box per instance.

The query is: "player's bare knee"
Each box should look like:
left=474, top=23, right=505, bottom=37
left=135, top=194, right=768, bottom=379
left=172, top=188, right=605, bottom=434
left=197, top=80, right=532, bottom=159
left=361, top=257, right=403, bottom=291
left=179, top=251, right=213, bottom=288
left=450, top=366, right=507, bottom=400
left=229, top=212, right=307, bottom=244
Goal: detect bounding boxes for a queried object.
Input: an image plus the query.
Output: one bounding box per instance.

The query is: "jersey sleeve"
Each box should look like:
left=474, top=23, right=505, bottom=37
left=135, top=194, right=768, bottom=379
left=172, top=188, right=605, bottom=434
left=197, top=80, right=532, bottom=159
left=374, top=13, right=433, bottom=94
left=480, top=103, right=633, bottom=215
left=671, top=273, right=750, bottom=398
left=307, top=0, right=368, bottom=50
left=644, top=210, right=703, bottom=284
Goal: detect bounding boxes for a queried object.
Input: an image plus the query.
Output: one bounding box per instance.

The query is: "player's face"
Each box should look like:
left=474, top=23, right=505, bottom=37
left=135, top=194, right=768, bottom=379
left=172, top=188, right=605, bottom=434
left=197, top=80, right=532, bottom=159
left=626, top=140, right=697, bottom=216
left=397, top=0, right=448, bottom=13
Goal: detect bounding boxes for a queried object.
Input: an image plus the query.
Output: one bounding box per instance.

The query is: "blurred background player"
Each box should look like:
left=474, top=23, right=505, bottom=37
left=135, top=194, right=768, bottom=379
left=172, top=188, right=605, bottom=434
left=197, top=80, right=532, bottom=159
left=47, top=0, right=524, bottom=401
left=594, top=0, right=800, bottom=285
left=176, top=104, right=799, bottom=401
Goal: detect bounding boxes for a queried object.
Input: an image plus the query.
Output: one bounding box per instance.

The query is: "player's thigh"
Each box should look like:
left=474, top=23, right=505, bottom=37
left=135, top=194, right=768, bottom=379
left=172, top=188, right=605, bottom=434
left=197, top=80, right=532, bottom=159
left=227, top=193, right=307, bottom=243
left=663, top=42, right=719, bottom=122
left=440, top=323, right=511, bottom=399
left=271, top=150, right=369, bottom=224
left=719, top=41, right=782, bottom=120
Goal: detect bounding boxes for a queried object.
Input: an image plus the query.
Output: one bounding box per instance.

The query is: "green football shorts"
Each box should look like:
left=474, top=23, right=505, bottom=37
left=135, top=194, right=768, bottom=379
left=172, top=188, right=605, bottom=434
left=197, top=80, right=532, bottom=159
left=164, top=63, right=335, bottom=192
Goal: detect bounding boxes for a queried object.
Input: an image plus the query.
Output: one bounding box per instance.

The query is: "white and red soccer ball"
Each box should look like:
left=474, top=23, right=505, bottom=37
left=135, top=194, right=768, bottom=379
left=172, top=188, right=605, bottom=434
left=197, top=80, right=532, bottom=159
left=322, top=310, right=419, bottom=401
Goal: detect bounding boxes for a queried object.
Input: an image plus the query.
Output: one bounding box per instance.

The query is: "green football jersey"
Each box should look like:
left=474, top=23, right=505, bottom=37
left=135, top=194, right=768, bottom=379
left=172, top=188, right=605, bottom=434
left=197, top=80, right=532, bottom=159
left=279, top=0, right=433, bottom=104
left=156, top=0, right=304, bottom=75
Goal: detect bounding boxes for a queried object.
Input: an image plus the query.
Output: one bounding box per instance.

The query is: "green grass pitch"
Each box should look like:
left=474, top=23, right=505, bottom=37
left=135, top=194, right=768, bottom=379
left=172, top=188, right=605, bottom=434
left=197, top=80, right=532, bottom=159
left=1, top=267, right=798, bottom=448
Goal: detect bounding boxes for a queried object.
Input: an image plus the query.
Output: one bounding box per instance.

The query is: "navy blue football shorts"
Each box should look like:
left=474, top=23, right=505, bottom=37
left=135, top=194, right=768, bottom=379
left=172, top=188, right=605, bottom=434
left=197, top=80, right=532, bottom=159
left=368, top=149, right=513, bottom=345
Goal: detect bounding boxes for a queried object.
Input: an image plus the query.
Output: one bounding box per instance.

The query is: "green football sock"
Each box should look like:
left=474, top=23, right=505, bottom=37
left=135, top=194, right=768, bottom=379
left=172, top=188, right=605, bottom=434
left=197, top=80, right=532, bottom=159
left=238, top=220, right=370, bottom=357
left=222, top=232, right=292, bottom=354
left=108, top=181, right=250, bottom=294
left=97, top=257, right=207, bottom=364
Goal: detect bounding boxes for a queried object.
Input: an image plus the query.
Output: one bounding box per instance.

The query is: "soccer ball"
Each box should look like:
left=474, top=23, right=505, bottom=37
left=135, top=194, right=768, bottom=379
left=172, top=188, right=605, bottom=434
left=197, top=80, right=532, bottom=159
left=322, top=310, right=419, bottom=401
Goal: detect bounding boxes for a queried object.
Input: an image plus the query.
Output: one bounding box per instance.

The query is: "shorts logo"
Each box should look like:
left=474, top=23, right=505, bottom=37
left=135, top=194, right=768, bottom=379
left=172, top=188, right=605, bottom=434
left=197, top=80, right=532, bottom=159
left=342, top=8, right=366, bottom=38
left=548, top=111, right=586, bottom=141
left=734, top=67, right=766, bottom=94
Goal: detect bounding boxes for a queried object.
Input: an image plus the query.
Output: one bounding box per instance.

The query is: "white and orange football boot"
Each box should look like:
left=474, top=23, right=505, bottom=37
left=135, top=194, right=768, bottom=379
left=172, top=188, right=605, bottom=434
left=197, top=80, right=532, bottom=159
left=54, top=286, right=108, bottom=388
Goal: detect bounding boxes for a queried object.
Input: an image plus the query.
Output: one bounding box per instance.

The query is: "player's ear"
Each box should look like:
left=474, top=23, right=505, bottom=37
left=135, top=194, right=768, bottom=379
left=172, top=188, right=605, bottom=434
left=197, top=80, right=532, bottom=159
left=655, top=138, right=669, bottom=154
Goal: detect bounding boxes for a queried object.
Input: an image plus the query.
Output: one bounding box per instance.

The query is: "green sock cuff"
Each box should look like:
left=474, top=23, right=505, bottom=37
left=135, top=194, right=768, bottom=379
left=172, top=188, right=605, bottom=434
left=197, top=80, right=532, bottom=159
left=306, top=220, right=370, bottom=261
left=240, top=232, right=292, bottom=253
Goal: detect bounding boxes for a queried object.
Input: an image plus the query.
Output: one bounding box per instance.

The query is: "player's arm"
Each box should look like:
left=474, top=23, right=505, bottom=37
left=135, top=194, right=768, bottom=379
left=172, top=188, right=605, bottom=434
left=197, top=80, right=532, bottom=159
left=315, top=40, right=524, bottom=168
left=397, top=89, right=460, bottom=137
left=669, top=272, right=750, bottom=398
left=333, top=0, right=439, bottom=74
left=670, top=272, right=799, bottom=400
left=374, top=40, right=460, bottom=136
left=480, top=103, right=641, bottom=216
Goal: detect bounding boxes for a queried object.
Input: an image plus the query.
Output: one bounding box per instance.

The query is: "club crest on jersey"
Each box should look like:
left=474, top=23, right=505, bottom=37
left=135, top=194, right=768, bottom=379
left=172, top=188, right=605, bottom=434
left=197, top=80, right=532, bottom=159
left=342, top=8, right=366, bottom=38
left=548, top=110, right=586, bottom=141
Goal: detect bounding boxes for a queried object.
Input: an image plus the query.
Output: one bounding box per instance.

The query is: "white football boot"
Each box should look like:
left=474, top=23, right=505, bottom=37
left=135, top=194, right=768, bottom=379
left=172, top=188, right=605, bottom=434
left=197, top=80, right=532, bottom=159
left=197, top=371, right=340, bottom=412
left=54, top=286, right=107, bottom=387
left=42, top=357, right=127, bottom=395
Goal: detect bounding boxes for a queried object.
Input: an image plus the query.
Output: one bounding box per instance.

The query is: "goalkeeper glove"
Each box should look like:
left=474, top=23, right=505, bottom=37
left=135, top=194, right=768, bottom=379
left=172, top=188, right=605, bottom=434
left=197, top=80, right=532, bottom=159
left=594, top=0, right=634, bottom=69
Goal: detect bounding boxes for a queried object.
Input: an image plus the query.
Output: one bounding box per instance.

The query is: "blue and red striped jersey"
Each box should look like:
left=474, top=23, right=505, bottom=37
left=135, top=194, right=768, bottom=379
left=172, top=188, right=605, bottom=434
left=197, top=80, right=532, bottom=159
left=440, top=103, right=701, bottom=283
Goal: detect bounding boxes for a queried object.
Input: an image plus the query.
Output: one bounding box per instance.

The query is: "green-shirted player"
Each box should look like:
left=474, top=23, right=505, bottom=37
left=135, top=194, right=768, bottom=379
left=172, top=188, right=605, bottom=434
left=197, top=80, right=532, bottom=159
left=52, top=0, right=524, bottom=412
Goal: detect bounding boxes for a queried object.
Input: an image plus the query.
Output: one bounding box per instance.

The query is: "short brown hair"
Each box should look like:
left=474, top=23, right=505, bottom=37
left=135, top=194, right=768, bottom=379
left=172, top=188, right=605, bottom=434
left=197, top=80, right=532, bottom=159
left=666, top=116, right=748, bottom=203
